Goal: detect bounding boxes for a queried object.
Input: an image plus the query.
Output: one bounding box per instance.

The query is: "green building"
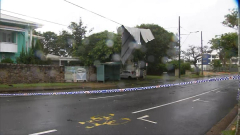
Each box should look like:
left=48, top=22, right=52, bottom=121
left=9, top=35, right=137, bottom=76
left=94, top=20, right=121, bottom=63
left=0, top=14, right=43, bottom=63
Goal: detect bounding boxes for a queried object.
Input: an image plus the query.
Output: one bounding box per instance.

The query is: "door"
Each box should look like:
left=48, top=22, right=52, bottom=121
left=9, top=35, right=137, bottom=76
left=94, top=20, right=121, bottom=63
left=97, top=65, right=105, bottom=82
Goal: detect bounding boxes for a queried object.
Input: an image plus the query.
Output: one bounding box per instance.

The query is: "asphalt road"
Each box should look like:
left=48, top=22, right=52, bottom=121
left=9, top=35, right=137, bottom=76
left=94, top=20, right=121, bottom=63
left=0, top=80, right=238, bottom=135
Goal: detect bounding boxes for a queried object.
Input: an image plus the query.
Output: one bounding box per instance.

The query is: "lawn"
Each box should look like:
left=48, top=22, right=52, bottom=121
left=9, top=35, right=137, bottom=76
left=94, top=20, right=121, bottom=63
left=221, top=119, right=237, bottom=135
left=0, top=83, right=82, bottom=89
left=0, top=82, right=116, bottom=90
left=0, top=72, right=231, bottom=90
left=145, top=75, right=163, bottom=80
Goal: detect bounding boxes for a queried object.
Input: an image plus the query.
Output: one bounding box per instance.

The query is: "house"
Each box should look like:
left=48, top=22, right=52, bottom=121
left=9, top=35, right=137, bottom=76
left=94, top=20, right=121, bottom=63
left=191, top=50, right=220, bottom=70
left=46, top=54, right=80, bottom=66
left=0, top=14, right=43, bottom=63
left=192, top=50, right=238, bottom=70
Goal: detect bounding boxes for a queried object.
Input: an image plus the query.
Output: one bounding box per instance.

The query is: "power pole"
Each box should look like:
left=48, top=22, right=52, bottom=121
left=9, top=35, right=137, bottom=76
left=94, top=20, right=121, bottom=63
left=179, top=16, right=181, bottom=78
left=236, top=2, right=240, bottom=135
left=201, top=31, right=203, bottom=76
left=0, top=0, right=1, bottom=19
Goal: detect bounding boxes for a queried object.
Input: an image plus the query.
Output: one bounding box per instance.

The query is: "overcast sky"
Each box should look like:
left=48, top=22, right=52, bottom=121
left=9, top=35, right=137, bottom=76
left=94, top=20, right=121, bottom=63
left=1, top=0, right=238, bottom=50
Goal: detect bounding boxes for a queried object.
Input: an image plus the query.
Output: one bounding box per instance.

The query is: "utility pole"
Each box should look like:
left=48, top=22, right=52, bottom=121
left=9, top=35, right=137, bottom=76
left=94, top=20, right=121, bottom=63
left=178, top=16, right=181, bottom=78
left=0, top=0, right=1, bottom=19
left=201, top=31, right=203, bottom=76
left=236, top=2, right=240, bottom=135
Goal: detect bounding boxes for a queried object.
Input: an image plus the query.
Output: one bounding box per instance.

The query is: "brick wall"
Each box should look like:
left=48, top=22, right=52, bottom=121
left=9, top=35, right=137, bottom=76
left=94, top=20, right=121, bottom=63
left=0, top=64, right=64, bottom=84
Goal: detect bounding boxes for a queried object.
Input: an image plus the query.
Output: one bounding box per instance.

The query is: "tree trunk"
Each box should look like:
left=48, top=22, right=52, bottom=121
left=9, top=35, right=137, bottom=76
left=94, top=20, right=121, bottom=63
left=193, top=63, right=200, bottom=75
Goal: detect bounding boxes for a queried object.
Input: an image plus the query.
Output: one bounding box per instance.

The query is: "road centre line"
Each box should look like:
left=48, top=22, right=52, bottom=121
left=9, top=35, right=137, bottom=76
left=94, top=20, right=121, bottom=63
left=132, top=88, right=220, bottom=114
left=89, top=94, right=126, bottom=100
left=29, top=129, right=57, bottom=135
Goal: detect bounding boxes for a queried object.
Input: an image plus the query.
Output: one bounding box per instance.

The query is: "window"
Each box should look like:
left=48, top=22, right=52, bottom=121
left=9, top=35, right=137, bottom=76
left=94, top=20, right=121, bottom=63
left=0, top=31, right=14, bottom=43
left=212, top=55, right=216, bottom=58
left=232, top=59, right=238, bottom=62
left=2, top=33, right=6, bottom=42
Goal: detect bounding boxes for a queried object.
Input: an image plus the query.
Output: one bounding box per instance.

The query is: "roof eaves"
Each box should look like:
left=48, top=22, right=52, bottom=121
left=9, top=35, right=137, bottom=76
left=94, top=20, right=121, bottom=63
left=1, top=19, right=43, bottom=28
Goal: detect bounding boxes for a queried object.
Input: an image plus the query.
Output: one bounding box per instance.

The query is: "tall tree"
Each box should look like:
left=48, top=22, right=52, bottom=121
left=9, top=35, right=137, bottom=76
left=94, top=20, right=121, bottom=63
left=209, top=33, right=238, bottom=67
left=135, top=24, right=177, bottom=74
left=68, top=18, right=88, bottom=57
left=222, top=8, right=238, bottom=29
left=57, top=30, right=74, bottom=57
left=42, top=31, right=59, bottom=55
left=182, top=45, right=208, bottom=74
left=76, top=31, right=121, bottom=66
left=32, top=30, right=42, bottom=36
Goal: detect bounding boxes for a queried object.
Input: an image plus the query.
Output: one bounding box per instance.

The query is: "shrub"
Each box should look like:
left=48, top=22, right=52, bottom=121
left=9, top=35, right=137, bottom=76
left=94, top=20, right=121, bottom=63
left=16, top=40, right=51, bottom=65
left=181, top=62, right=191, bottom=74
left=1, top=58, right=14, bottom=64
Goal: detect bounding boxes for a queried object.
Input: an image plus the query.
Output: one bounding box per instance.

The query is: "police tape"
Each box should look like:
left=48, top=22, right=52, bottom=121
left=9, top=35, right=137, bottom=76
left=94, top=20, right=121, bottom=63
left=0, top=75, right=239, bottom=97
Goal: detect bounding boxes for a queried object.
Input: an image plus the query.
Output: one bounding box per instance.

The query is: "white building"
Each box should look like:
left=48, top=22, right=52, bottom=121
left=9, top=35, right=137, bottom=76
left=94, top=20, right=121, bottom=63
left=191, top=50, right=238, bottom=70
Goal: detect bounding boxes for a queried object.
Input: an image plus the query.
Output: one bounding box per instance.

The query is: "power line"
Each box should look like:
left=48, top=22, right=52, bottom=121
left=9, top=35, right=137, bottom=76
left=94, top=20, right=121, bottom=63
left=181, top=26, right=199, bottom=38
left=180, top=26, right=190, bottom=32
left=1, top=9, right=68, bottom=27
left=64, top=0, right=122, bottom=25
left=182, top=34, right=191, bottom=45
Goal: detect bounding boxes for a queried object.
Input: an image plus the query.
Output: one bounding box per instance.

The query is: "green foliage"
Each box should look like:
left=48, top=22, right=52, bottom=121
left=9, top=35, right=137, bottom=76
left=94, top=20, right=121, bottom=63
left=182, top=45, right=208, bottom=69
left=135, top=24, right=177, bottom=74
left=57, top=30, right=74, bottom=57
left=208, top=9, right=238, bottom=68
left=221, top=130, right=235, bottom=135
left=42, top=31, right=58, bottom=55
left=209, top=32, right=238, bottom=67
left=211, top=59, right=222, bottom=70
left=165, top=60, right=190, bottom=75
left=16, top=40, right=51, bottom=65
left=33, top=30, right=42, bottom=36
left=222, top=8, right=238, bottom=29
left=68, top=18, right=87, bottom=48
left=42, top=30, right=75, bottom=57
left=168, top=60, right=184, bottom=69
left=1, top=58, right=14, bottom=63
left=210, top=33, right=237, bottom=56
left=157, top=63, right=167, bottom=74
left=74, top=31, right=121, bottom=66
left=182, top=62, right=191, bottom=72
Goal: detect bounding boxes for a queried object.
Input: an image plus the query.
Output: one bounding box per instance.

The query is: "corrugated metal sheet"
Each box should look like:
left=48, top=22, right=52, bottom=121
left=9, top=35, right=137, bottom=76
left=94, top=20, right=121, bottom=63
left=119, top=25, right=154, bottom=64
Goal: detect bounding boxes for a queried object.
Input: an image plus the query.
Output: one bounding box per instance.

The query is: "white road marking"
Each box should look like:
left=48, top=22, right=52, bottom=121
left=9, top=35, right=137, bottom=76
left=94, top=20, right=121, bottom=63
left=216, top=91, right=227, bottom=93
left=132, top=88, right=220, bottom=114
left=137, top=115, right=157, bottom=124
left=198, top=99, right=209, bottom=102
left=192, top=98, right=200, bottom=102
left=193, top=98, right=209, bottom=102
left=29, top=129, right=57, bottom=135
left=89, top=94, right=126, bottom=100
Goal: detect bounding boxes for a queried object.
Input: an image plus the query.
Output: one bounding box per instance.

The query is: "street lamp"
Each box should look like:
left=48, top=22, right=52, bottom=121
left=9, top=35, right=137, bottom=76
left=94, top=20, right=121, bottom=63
left=181, top=31, right=199, bottom=35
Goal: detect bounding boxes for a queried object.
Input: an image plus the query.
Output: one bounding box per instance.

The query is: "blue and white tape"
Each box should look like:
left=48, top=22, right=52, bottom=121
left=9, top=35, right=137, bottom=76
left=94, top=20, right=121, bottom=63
left=0, top=75, right=239, bottom=97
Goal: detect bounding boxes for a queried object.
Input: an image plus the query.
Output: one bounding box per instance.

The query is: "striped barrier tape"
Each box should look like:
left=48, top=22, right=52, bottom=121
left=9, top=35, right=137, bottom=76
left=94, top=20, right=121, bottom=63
left=0, top=75, right=239, bottom=97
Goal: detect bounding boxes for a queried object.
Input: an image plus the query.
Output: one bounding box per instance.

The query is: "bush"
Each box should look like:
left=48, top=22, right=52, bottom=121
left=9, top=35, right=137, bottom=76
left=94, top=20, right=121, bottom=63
left=1, top=58, right=14, bottom=63
left=211, top=59, right=222, bottom=70
left=16, top=40, right=51, bottom=65
left=181, top=62, right=191, bottom=74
